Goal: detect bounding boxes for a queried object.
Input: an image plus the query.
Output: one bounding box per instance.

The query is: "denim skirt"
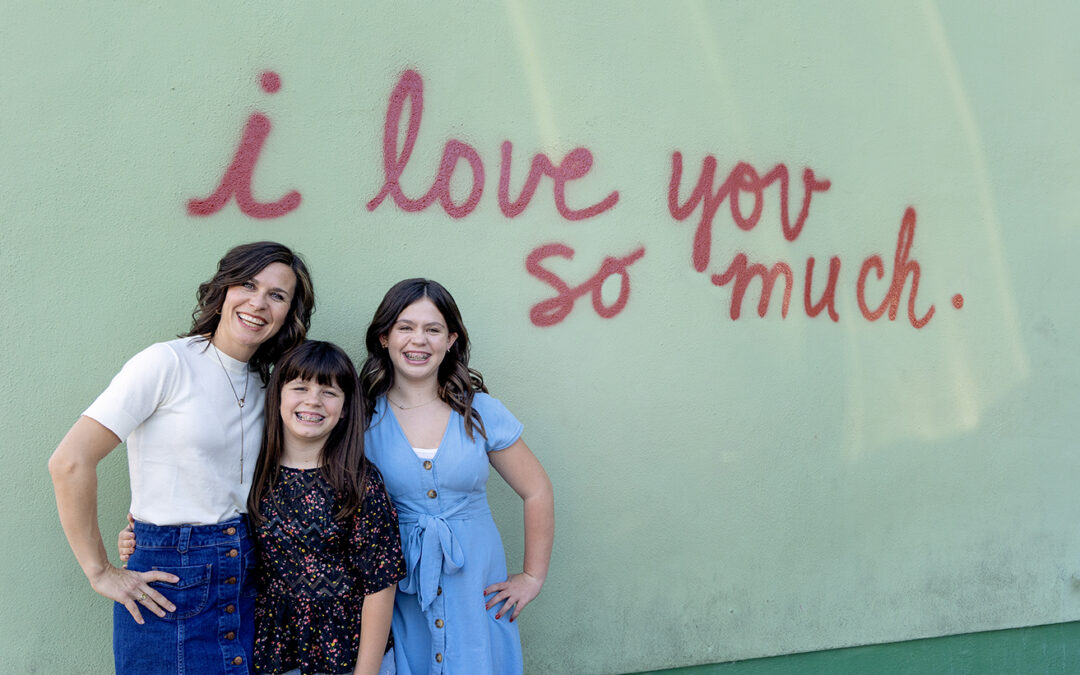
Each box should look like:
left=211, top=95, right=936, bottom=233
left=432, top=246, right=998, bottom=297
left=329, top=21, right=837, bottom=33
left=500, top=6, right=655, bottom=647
left=114, top=516, right=256, bottom=674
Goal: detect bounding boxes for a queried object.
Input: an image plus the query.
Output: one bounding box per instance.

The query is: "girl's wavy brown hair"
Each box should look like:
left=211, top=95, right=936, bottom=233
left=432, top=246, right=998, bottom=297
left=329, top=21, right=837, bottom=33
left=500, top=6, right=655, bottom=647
left=359, top=279, right=488, bottom=440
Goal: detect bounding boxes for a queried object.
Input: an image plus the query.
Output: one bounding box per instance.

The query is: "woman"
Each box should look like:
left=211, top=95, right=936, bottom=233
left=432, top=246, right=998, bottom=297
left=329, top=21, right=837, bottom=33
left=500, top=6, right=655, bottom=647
left=49, top=241, right=315, bottom=674
left=359, top=279, right=554, bottom=674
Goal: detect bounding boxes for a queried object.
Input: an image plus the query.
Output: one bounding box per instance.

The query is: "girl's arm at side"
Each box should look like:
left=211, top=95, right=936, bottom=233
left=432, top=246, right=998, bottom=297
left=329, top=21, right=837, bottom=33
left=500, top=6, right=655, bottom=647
left=486, top=437, right=554, bottom=621
left=48, top=416, right=177, bottom=623
left=353, top=584, right=396, bottom=675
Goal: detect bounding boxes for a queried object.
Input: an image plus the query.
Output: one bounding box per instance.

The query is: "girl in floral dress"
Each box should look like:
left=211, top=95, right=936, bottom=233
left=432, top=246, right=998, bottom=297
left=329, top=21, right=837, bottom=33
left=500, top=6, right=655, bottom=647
left=247, top=340, right=407, bottom=675
left=123, top=340, right=407, bottom=675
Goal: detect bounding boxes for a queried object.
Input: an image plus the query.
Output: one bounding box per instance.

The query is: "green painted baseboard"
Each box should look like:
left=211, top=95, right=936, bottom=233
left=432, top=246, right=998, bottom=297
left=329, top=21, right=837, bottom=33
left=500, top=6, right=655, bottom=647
left=640, top=621, right=1080, bottom=674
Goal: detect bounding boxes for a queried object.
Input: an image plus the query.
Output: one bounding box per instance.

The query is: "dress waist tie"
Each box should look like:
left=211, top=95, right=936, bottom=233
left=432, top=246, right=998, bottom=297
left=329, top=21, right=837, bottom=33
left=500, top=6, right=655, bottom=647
left=396, top=493, right=489, bottom=611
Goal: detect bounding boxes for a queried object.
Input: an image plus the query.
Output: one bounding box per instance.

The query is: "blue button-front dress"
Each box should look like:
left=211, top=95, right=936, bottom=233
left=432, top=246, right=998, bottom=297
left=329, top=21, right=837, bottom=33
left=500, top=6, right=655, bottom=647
left=365, top=393, right=525, bottom=674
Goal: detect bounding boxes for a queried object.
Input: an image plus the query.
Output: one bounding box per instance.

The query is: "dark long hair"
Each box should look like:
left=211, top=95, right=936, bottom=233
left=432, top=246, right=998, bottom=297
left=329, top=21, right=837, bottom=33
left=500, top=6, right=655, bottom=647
left=359, top=279, right=488, bottom=440
left=185, top=241, right=315, bottom=384
left=247, top=341, right=370, bottom=523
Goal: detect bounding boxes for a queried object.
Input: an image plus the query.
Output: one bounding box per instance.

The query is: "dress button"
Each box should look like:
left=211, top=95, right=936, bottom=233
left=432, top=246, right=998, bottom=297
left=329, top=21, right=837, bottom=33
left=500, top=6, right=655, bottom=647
left=427, top=489, right=437, bottom=499
left=225, top=605, right=236, bottom=614
left=227, top=549, right=239, bottom=558
left=435, top=653, right=443, bottom=663
left=423, top=460, right=432, bottom=470
left=435, top=619, right=444, bottom=628
left=225, top=576, right=237, bottom=585
left=224, top=526, right=236, bottom=536
left=225, top=631, right=235, bottom=640
left=232, top=656, right=243, bottom=666
left=437, top=586, right=442, bottom=596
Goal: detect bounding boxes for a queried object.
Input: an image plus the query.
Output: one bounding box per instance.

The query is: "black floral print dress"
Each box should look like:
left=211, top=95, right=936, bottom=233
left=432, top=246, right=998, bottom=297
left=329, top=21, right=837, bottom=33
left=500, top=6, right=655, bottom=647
left=254, top=463, right=406, bottom=675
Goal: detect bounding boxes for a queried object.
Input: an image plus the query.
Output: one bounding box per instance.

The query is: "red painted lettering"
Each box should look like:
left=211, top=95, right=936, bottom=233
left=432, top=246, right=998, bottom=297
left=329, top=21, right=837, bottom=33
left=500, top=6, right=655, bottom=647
left=804, top=256, right=841, bottom=321
left=369, top=70, right=616, bottom=221
left=188, top=71, right=301, bottom=219
left=668, top=153, right=831, bottom=271
left=856, top=207, right=935, bottom=328
left=366, top=69, right=425, bottom=212
left=431, top=140, right=485, bottom=218
left=498, top=142, right=619, bottom=220
left=366, top=69, right=485, bottom=218
left=498, top=141, right=546, bottom=218
left=526, top=243, right=646, bottom=327
left=710, top=253, right=794, bottom=319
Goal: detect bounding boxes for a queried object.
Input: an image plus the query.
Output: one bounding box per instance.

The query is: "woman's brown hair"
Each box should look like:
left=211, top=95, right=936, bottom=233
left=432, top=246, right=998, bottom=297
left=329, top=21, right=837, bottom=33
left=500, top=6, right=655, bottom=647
left=185, top=241, right=315, bottom=383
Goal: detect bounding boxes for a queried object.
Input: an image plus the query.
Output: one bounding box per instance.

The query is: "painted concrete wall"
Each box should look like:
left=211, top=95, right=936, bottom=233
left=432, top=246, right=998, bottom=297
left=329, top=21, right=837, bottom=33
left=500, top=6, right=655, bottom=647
left=5, top=2, right=1080, bottom=673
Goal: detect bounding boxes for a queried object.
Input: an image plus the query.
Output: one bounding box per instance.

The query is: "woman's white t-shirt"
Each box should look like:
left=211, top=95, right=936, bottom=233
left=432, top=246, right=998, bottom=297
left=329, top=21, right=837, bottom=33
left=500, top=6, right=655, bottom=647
left=83, top=337, right=264, bottom=526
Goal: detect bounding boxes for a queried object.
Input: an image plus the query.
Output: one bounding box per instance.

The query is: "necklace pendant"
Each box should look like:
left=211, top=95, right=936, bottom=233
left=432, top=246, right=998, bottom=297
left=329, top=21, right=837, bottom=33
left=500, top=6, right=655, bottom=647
left=238, top=399, right=245, bottom=408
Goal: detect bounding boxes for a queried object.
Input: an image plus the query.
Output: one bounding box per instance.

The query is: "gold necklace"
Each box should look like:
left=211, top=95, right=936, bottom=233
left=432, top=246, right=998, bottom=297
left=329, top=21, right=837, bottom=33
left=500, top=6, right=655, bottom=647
left=212, top=343, right=250, bottom=482
left=386, top=392, right=439, bottom=410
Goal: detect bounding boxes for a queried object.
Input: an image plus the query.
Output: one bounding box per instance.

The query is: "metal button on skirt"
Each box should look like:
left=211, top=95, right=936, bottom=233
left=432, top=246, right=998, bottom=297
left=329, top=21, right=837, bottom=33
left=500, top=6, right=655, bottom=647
left=114, top=516, right=256, bottom=674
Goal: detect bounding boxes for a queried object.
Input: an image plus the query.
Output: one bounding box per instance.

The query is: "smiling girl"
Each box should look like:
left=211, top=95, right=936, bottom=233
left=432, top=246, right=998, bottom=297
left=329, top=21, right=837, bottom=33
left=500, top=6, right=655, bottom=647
left=360, top=279, right=554, bottom=674
left=246, top=341, right=405, bottom=675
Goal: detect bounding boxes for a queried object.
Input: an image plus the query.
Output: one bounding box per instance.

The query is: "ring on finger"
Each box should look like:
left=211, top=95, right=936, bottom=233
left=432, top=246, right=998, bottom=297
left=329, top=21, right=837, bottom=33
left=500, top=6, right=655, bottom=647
left=137, top=592, right=148, bottom=602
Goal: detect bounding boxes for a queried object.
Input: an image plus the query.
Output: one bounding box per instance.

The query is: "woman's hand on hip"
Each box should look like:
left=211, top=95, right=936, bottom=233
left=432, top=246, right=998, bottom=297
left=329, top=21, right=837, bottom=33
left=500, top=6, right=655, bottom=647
left=90, top=564, right=179, bottom=625
left=484, top=571, right=544, bottom=622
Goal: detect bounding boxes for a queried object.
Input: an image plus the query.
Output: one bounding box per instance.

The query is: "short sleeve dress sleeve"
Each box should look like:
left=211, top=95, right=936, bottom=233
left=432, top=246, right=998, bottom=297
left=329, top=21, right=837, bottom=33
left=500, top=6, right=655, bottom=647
left=350, top=464, right=407, bottom=596
left=82, top=342, right=180, bottom=441
left=473, top=393, right=524, bottom=452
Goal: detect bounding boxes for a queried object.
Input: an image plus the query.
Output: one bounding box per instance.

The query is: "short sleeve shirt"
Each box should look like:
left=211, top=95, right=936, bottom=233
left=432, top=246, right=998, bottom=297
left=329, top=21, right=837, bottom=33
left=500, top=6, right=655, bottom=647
left=83, top=337, right=263, bottom=525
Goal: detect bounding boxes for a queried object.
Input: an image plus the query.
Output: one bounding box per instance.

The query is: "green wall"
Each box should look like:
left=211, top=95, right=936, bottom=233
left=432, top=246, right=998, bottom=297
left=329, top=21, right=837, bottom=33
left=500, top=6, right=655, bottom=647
left=5, top=2, right=1080, bottom=673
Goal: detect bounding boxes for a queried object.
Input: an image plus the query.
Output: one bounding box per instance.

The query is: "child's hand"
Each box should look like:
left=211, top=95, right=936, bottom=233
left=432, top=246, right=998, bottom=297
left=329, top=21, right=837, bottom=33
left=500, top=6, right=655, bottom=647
left=118, top=513, right=135, bottom=563
left=483, top=572, right=544, bottom=622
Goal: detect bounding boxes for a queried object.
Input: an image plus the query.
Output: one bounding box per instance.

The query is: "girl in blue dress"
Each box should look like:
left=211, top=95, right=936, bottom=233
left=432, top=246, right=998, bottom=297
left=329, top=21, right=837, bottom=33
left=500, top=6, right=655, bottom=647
left=359, top=279, right=555, bottom=674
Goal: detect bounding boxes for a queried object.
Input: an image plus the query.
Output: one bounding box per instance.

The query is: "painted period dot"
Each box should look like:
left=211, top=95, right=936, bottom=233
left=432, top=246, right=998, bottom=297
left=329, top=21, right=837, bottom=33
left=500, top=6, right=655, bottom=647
left=952, top=293, right=964, bottom=309
left=260, top=71, right=281, bottom=94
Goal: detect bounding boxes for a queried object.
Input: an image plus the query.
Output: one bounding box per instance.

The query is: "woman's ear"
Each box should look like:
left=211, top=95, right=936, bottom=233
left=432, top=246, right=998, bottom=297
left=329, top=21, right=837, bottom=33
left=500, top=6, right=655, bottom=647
left=448, top=333, right=458, bottom=350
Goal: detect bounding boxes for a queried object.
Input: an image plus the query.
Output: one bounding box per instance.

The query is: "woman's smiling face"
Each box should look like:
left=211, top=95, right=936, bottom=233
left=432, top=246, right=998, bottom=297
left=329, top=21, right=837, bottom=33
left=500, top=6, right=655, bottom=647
left=213, top=262, right=297, bottom=361
left=381, top=297, right=457, bottom=385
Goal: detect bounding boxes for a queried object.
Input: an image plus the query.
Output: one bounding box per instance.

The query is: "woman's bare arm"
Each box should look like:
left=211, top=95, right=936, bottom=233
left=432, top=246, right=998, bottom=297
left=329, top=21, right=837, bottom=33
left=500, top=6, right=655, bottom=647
left=49, top=416, right=178, bottom=623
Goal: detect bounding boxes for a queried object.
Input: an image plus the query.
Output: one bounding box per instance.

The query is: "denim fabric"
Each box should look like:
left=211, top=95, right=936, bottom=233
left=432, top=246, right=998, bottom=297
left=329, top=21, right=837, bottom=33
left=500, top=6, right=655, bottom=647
left=114, top=516, right=256, bottom=674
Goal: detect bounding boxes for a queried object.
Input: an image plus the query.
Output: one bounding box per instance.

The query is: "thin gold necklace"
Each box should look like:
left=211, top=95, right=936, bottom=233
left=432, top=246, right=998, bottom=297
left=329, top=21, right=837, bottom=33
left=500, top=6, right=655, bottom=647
left=387, top=392, right=439, bottom=410
left=212, top=343, right=250, bottom=482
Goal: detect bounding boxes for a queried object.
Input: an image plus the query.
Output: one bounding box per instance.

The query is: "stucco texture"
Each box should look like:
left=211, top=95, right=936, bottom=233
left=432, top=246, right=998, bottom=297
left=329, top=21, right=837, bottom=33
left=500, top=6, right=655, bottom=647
left=5, top=2, right=1080, bottom=673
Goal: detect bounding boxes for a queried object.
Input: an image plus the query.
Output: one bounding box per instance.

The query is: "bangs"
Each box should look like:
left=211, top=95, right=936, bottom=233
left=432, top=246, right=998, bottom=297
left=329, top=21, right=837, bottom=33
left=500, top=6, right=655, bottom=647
left=276, top=341, right=356, bottom=389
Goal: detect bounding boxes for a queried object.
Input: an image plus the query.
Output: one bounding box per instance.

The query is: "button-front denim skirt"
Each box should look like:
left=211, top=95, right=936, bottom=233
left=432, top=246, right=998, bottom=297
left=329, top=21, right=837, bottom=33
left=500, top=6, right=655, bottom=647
left=114, top=516, right=256, bottom=674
